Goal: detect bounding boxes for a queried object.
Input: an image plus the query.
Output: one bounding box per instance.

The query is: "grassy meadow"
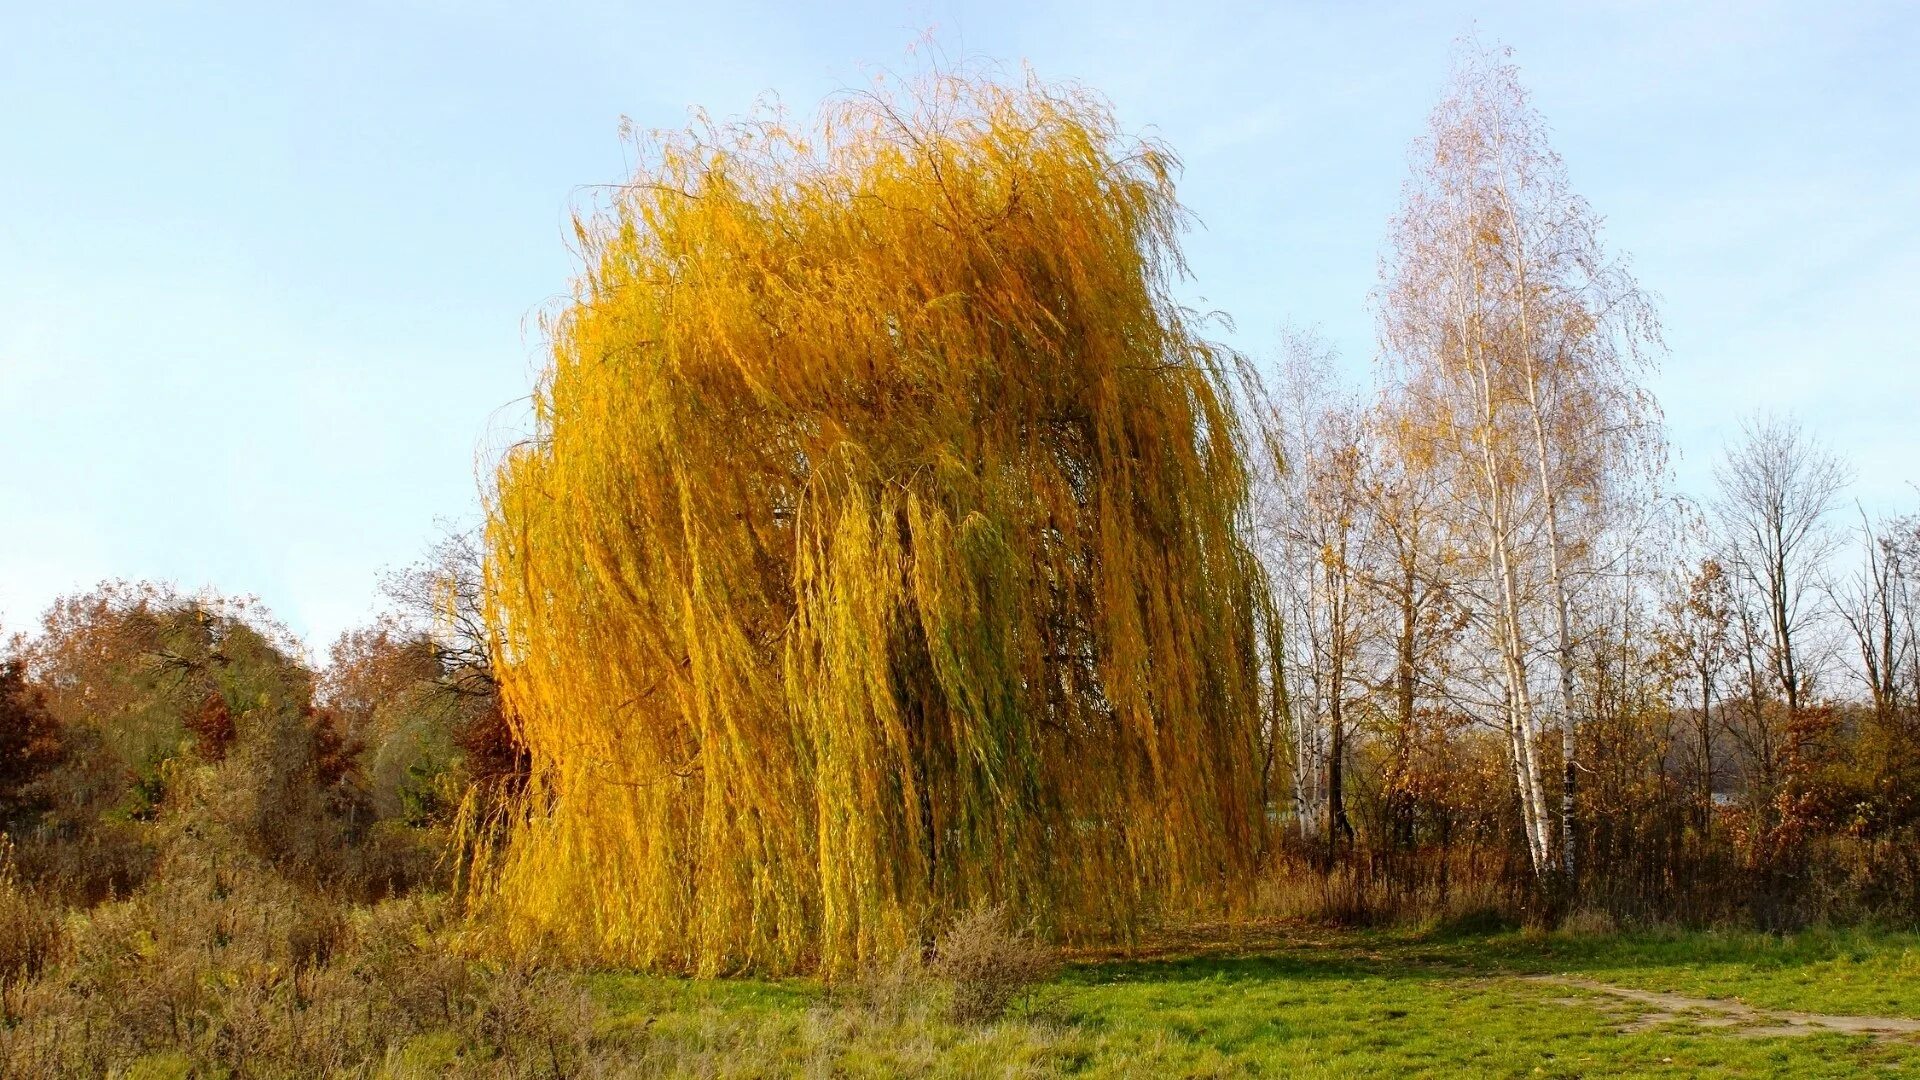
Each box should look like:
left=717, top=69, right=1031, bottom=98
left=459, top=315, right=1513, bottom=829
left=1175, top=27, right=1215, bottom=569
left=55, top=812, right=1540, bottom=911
left=575, top=924, right=1920, bottom=1078
left=10, top=865, right=1914, bottom=1079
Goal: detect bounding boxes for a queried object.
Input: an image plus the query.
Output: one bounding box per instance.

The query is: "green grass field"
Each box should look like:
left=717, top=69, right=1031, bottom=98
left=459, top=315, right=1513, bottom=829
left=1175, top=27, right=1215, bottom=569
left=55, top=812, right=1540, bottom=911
left=580, top=925, right=1920, bottom=1078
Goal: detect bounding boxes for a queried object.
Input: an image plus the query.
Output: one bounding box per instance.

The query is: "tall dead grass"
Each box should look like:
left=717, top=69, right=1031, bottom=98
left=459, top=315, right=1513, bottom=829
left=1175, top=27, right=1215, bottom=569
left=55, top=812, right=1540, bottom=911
left=0, top=869, right=1074, bottom=1077
left=1251, top=846, right=1529, bottom=931
left=0, top=870, right=601, bottom=1079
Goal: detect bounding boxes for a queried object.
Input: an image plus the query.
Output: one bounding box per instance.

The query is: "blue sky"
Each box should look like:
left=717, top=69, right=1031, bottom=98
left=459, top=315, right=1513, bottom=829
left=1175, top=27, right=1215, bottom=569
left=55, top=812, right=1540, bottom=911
left=2, top=1, right=1915, bottom=652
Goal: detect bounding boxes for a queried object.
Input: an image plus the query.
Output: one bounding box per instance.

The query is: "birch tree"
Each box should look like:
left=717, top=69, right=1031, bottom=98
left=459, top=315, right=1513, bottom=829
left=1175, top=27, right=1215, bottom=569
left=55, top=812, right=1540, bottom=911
left=1377, top=43, right=1663, bottom=880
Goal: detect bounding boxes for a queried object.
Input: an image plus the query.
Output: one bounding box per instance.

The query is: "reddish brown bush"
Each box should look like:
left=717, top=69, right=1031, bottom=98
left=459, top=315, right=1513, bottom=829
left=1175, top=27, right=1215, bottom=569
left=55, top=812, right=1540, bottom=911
left=0, top=661, right=61, bottom=828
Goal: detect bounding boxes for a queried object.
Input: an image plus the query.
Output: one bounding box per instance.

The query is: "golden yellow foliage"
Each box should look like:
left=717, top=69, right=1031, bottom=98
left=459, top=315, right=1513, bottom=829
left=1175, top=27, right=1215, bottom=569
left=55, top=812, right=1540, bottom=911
left=476, top=67, right=1272, bottom=975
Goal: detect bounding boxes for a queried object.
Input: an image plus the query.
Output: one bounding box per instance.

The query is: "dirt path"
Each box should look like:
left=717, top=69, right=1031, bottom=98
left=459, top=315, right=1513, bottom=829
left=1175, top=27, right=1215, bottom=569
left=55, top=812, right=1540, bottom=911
left=1530, top=975, right=1920, bottom=1040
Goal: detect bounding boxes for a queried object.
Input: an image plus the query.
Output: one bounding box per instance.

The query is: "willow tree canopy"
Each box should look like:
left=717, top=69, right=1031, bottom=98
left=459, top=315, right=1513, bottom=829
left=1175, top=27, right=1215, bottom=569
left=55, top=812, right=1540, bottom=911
left=477, top=68, right=1273, bottom=975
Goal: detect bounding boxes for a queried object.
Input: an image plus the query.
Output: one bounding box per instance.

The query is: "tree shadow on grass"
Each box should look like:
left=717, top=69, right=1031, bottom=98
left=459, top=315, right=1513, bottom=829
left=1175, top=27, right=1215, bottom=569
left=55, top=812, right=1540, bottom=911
left=1062, top=943, right=1459, bottom=989
left=1405, top=924, right=1920, bottom=982
left=1063, top=920, right=1920, bottom=990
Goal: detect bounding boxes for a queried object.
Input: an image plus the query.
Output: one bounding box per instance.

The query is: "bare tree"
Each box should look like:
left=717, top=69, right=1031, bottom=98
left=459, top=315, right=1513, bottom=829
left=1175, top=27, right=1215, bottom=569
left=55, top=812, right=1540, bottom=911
left=1712, top=415, right=1850, bottom=720
left=1351, top=401, right=1461, bottom=853
left=1837, top=509, right=1918, bottom=724
left=1240, top=330, right=1367, bottom=851
left=381, top=522, right=497, bottom=696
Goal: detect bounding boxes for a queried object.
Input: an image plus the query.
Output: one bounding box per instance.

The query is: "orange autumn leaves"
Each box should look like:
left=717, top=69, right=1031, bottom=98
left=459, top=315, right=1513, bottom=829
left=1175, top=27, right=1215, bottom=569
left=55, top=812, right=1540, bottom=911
left=475, top=69, right=1275, bottom=974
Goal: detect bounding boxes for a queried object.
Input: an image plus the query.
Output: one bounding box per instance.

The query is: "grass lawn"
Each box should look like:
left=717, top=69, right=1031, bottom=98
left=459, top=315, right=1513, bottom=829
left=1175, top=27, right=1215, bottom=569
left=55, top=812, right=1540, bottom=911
left=585, top=924, right=1920, bottom=1077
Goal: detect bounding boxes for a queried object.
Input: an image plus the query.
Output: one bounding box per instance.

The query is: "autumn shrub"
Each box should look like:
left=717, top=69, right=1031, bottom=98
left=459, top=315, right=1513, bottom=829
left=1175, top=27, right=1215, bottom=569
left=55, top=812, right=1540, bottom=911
left=6, top=804, right=156, bottom=908
left=0, top=586, right=646, bottom=1074
left=0, top=661, right=61, bottom=829
left=926, top=905, right=1059, bottom=1023
left=1254, top=859, right=1379, bottom=928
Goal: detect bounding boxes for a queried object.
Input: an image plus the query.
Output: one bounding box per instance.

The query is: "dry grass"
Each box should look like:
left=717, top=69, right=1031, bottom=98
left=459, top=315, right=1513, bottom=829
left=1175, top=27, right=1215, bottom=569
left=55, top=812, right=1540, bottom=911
left=0, top=876, right=1074, bottom=1076
left=1558, top=907, right=1620, bottom=937
left=842, top=941, right=932, bottom=1021
left=0, top=872, right=604, bottom=1079
left=1251, top=850, right=1523, bottom=932
left=0, top=851, right=65, bottom=1025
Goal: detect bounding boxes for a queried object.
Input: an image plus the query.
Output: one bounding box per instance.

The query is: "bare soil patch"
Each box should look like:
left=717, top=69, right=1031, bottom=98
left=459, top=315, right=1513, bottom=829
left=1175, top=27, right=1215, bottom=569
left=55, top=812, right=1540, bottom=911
left=1532, top=975, right=1920, bottom=1041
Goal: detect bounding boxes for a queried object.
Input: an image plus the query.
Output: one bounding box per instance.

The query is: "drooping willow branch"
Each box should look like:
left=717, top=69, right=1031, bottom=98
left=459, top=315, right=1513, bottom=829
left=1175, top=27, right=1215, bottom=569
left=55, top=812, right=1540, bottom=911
left=473, top=66, right=1277, bottom=976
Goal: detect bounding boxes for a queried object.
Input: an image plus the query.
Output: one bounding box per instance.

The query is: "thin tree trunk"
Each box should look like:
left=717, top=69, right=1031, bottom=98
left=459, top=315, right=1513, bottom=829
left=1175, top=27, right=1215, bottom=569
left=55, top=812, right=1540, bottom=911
left=1504, top=167, right=1579, bottom=888
left=1326, top=536, right=1355, bottom=859
left=1525, top=369, right=1579, bottom=885
left=1698, top=673, right=1715, bottom=835
left=1466, top=300, right=1554, bottom=876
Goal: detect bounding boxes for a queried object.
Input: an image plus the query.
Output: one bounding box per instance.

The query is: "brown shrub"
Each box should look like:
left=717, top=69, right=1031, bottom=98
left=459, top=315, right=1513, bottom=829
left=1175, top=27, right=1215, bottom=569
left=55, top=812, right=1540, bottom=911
left=0, top=661, right=62, bottom=827
left=926, top=904, right=1059, bottom=1023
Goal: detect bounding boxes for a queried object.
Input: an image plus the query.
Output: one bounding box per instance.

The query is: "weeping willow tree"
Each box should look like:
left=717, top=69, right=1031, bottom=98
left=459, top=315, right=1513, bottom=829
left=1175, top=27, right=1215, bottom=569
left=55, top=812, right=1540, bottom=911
left=476, top=66, right=1274, bottom=975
